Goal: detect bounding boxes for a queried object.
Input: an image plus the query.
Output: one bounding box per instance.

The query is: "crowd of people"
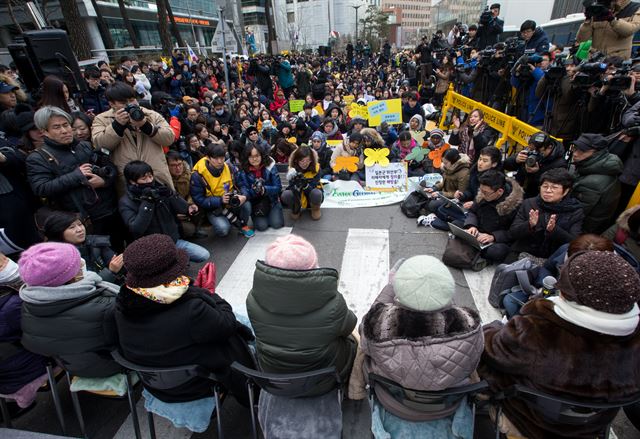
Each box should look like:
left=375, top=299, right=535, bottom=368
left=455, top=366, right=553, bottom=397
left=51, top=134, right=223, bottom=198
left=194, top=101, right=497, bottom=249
left=1, top=1, right=640, bottom=437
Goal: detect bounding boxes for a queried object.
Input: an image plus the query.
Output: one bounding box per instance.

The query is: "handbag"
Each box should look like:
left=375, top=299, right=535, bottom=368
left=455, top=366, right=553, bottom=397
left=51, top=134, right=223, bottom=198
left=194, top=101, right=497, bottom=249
left=442, top=236, right=486, bottom=271
left=194, top=262, right=216, bottom=294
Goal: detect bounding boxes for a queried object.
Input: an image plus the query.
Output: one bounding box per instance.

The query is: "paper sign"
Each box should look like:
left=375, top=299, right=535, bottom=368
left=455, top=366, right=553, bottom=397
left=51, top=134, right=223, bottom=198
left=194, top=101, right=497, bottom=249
left=344, top=95, right=355, bottom=105
left=365, top=162, right=408, bottom=192
left=368, top=101, right=388, bottom=117
left=349, top=106, right=369, bottom=120
left=381, top=113, right=401, bottom=124
left=289, top=100, right=305, bottom=113
left=327, top=140, right=343, bottom=149
left=419, top=173, right=443, bottom=188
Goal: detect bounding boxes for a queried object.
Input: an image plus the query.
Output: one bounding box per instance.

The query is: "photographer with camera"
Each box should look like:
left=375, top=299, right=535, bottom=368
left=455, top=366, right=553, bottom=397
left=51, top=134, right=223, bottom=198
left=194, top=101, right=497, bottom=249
left=577, top=0, right=640, bottom=60
left=190, top=144, right=254, bottom=238
left=504, top=131, right=567, bottom=198
left=282, top=145, right=324, bottom=220
left=511, top=52, right=551, bottom=127
left=26, top=106, right=123, bottom=248
left=616, top=97, right=640, bottom=211
left=236, top=144, right=284, bottom=232
left=119, top=160, right=209, bottom=262
left=92, top=82, right=175, bottom=196
left=477, top=3, right=504, bottom=50
left=520, top=20, right=551, bottom=54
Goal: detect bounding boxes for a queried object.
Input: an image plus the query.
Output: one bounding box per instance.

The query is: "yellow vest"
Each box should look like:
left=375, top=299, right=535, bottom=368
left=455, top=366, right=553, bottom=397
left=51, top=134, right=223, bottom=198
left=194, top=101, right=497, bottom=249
left=192, top=158, right=233, bottom=197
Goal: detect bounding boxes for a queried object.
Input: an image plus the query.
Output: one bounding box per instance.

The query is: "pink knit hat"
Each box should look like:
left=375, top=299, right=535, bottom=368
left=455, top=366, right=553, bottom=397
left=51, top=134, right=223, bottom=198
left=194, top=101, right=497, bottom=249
left=265, top=235, right=319, bottom=270
left=18, top=242, right=82, bottom=287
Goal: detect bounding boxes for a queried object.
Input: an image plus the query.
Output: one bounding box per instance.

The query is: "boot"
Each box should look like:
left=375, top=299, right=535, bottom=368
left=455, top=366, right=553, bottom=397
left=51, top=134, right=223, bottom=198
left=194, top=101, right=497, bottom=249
left=310, top=204, right=321, bottom=220
left=291, top=210, right=301, bottom=220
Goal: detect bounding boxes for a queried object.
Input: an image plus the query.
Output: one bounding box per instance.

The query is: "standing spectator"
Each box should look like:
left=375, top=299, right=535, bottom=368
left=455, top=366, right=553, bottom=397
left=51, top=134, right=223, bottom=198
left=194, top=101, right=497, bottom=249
left=92, top=82, right=175, bottom=194
left=147, top=60, right=166, bottom=94
left=477, top=3, right=504, bottom=50
left=0, top=79, right=19, bottom=112
left=276, top=57, right=295, bottom=96
left=520, top=20, right=551, bottom=54
left=81, top=69, right=110, bottom=116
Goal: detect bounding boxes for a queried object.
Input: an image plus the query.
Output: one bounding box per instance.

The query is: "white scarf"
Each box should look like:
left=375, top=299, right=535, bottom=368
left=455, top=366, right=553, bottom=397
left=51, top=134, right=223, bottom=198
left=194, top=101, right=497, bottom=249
left=548, top=296, right=639, bottom=337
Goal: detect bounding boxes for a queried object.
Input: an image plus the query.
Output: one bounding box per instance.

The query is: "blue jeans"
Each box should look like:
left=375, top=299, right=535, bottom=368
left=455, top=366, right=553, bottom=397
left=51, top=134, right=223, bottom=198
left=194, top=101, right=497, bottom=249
left=176, top=239, right=210, bottom=263
left=503, top=288, right=530, bottom=318
left=252, top=203, right=284, bottom=231
left=206, top=202, right=252, bottom=237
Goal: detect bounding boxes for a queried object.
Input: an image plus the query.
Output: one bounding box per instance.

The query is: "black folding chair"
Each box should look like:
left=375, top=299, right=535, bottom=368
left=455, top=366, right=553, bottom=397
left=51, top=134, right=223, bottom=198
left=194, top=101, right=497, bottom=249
left=231, top=362, right=342, bottom=439
left=493, top=384, right=640, bottom=439
left=368, top=372, right=489, bottom=436
left=111, top=350, right=226, bottom=439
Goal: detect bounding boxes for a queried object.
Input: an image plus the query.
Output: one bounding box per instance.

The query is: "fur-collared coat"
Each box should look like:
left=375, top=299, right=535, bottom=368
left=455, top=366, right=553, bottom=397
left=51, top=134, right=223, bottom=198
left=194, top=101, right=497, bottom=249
left=603, top=205, right=640, bottom=263
left=479, top=298, right=640, bottom=439
left=464, top=177, right=524, bottom=243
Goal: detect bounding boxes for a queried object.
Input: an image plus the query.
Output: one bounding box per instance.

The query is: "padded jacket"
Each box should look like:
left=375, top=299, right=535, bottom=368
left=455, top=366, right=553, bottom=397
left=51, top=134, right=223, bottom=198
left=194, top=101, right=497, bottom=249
left=247, top=261, right=357, bottom=397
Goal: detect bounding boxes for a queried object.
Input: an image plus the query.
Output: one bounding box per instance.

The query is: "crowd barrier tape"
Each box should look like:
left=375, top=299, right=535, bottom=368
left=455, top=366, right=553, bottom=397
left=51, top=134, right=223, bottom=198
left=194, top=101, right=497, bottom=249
left=438, top=84, right=560, bottom=151
left=438, top=85, right=640, bottom=210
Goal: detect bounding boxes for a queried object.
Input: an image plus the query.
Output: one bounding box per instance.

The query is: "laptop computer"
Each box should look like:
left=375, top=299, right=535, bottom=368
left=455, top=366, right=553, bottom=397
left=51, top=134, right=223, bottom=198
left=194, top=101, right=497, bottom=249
left=448, top=222, right=493, bottom=251
left=436, top=192, right=468, bottom=215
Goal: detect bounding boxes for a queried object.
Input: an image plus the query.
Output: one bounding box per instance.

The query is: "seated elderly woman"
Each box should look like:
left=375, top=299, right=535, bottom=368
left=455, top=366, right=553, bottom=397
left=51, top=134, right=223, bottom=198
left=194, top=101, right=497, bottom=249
left=480, top=250, right=640, bottom=439
left=509, top=168, right=584, bottom=260
left=352, top=255, right=483, bottom=438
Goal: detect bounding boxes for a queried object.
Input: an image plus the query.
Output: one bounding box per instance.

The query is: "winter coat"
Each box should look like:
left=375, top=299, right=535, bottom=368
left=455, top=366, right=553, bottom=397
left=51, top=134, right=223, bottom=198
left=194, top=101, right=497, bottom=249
left=190, top=159, right=236, bottom=213
left=577, top=0, right=640, bottom=60
left=119, top=181, right=188, bottom=242
left=246, top=261, right=358, bottom=397
left=235, top=164, right=282, bottom=205
left=479, top=298, right=640, bottom=439
left=115, top=285, right=254, bottom=402
left=402, top=103, right=425, bottom=124
left=171, top=160, right=193, bottom=203
left=449, top=123, right=494, bottom=164
left=276, top=61, right=295, bottom=89
left=20, top=271, right=120, bottom=378
left=359, top=284, right=483, bottom=393
left=509, top=195, right=584, bottom=258
left=433, top=154, right=471, bottom=198
left=81, top=85, right=110, bottom=115
left=523, top=27, right=551, bottom=53
left=330, top=142, right=364, bottom=171
left=603, top=205, right=640, bottom=263
left=147, top=69, right=166, bottom=93
left=619, top=100, right=640, bottom=187
left=77, top=235, right=122, bottom=284
left=295, top=69, right=312, bottom=97
left=511, top=67, right=547, bottom=126
left=459, top=166, right=482, bottom=203
left=92, top=107, right=175, bottom=195
left=26, top=138, right=118, bottom=221
left=0, top=286, right=48, bottom=394
left=572, top=150, right=623, bottom=233
left=464, top=178, right=524, bottom=243
left=504, top=141, right=567, bottom=199
left=477, top=16, right=504, bottom=51
left=535, top=75, right=579, bottom=141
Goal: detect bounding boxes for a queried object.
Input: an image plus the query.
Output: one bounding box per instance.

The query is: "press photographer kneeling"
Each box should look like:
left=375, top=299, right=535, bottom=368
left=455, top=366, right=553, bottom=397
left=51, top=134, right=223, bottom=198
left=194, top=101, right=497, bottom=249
left=504, top=131, right=567, bottom=198
left=282, top=145, right=324, bottom=220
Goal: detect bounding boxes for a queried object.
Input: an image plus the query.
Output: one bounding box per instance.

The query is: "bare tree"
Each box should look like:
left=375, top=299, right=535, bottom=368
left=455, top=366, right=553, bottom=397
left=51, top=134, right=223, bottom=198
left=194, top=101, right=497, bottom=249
left=165, top=0, right=186, bottom=48
left=7, top=0, right=24, bottom=33
left=117, top=0, right=140, bottom=48
left=155, top=0, right=172, bottom=54
left=59, top=0, right=92, bottom=59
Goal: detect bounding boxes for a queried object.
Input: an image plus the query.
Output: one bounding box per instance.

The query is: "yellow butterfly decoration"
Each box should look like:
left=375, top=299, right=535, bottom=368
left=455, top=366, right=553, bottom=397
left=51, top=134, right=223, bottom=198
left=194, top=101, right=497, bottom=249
left=364, top=148, right=390, bottom=167
left=333, top=156, right=359, bottom=173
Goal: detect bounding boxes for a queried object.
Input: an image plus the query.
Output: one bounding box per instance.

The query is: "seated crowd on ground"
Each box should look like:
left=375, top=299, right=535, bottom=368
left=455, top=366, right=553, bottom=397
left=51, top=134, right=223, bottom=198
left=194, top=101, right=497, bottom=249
left=2, top=5, right=640, bottom=436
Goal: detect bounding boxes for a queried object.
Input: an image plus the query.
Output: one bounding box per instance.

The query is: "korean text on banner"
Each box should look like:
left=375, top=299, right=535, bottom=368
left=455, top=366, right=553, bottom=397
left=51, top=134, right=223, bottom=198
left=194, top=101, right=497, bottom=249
left=367, top=99, right=402, bottom=127
left=289, top=100, right=305, bottom=113
left=327, top=140, right=343, bottom=149
left=349, top=105, right=369, bottom=120
left=365, top=162, right=408, bottom=192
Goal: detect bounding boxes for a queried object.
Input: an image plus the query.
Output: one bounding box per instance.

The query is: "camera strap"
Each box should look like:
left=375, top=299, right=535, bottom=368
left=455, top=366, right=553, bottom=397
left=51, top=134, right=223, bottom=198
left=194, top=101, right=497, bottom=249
left=616, top=1, right=640, bottom=19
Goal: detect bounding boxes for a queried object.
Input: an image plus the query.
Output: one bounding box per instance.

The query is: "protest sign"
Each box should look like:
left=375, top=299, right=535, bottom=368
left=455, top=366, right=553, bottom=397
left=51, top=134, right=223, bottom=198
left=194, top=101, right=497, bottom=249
left=365, top=162, right=408, bottom=192
left=289, top=100, right=305, bottom=113
left=327, top=139, right=343, bottom=149
left=367, top=99, right=402, bottom=126
left=322, top=180, right=408, bottom=208
left=349, top=105, right=369, bottom=120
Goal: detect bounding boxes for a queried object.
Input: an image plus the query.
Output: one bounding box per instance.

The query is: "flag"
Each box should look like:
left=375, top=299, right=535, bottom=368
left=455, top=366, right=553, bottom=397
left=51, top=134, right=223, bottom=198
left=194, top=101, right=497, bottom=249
left=187, top=44, right=199, bottom=65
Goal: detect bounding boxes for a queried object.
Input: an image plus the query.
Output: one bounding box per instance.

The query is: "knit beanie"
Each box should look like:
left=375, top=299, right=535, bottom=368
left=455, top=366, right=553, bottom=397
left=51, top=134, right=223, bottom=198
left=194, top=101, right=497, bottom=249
left=556, top=251, right=640, bottom=314
left=18, top=242, right=82, bottom=287
left=430, top=128, right=445, bottom=139
left=265, top=234, right=318, bottom=270
left=393, top=255, right=455, bottom=312
left=124, top=234, right=189, bottom=288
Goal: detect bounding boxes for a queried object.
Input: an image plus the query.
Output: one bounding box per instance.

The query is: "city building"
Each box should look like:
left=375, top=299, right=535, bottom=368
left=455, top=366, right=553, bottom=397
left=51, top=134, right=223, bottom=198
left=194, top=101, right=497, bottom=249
left=551, top=0, right=583, bottom=19
left=381, top=0, right=431, bottom=46
left=430, top=0, right=484, bottom=32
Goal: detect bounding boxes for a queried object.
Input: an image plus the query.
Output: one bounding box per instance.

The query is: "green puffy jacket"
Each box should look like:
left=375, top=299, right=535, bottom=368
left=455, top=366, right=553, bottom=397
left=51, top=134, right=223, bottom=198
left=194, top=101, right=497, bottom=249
left=247, top=261, right=357, bottom=396
left=572, top=150, right=623, bottom=234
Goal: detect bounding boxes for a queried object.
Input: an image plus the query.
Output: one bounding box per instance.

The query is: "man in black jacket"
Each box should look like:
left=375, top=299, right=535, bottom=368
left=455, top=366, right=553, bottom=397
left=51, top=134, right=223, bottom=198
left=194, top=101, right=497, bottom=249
left=81, top=69, right=110, bottom=116
left=503, top=131, right=567, bottom=198
left=477, top=3, right=504, bottom=50
left=119, top=160, right=210, bottom=263
left=147, top=60, right=167, bottom=94
left=464, top=170, right=524, bottom=263
left=26, top=105, right=123, bottom=248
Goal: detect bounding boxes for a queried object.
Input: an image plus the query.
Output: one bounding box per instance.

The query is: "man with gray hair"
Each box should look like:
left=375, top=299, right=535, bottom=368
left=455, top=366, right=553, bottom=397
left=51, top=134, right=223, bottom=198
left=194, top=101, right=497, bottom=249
left=26, top=106, right=122, bottom=247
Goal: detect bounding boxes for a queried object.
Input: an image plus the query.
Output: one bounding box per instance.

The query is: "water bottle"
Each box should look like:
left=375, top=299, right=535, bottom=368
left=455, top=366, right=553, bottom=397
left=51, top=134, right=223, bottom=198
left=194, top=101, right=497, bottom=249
left=542, top=276, right=557, bottom=297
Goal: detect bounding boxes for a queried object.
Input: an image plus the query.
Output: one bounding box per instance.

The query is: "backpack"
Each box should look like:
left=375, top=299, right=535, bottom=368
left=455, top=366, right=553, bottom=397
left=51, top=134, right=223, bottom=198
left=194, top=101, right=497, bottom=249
left=400, top=191, right=429, bottom=218
left=442, top=236, right=487, bottom=272
left=488, top=258, right=539, bottom=308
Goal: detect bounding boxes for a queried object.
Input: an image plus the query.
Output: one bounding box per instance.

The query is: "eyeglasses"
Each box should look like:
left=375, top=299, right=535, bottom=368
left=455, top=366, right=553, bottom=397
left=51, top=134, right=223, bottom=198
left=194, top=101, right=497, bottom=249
left=541, top=184, right=563, bottom=192
left=480, top=188, right=498, bottom=197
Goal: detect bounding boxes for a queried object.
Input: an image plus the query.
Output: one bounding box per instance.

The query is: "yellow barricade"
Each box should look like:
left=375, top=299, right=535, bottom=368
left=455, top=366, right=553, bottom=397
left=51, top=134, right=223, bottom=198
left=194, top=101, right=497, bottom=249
left=438, top=84, right=559, bottom=151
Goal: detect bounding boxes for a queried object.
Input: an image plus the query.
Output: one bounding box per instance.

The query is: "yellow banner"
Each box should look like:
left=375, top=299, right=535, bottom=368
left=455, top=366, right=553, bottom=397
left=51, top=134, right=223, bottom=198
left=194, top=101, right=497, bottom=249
left=367, top=99, right=402, bottom=127
left=349, top=105, right=369, bottom=120
left=627, top=182, right=640, bottom=209
left=344, top=95, right=355, bottom=105
left=327, top=140, right=343, bottom=149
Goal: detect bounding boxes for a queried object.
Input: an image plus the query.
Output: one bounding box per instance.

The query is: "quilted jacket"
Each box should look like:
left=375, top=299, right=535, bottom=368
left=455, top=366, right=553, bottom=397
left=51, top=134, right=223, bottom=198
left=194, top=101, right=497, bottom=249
left=359, top=284, right=484, bottom=392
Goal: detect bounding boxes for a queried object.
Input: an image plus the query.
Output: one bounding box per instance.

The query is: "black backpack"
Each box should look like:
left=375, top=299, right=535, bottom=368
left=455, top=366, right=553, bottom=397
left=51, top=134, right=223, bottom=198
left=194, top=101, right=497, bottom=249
left=400, top=191, right=430, bottom=218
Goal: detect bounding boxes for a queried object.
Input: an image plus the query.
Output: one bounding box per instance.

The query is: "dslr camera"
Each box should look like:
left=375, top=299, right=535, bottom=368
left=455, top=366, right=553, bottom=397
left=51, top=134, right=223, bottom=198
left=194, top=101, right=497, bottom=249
left=583, top=0, right=613, bottom=18
left=124, top=103, right=145, bottom=122
left=90, top=165, right=114, bottom=180
left=525, top=132, right=551, bottom=167
left=227, top=190, right=241, bottom=208
left=289, top=172, right=308, bottom=191
left=252, top=178, right=265, bottom=195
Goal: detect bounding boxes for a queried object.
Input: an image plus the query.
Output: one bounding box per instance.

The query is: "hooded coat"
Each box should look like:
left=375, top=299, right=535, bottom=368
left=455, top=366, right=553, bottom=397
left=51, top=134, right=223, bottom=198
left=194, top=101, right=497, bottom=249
left=523, top=27, right=551, bottom=53
left=464, top=178, right=524, bottom=243
left=433, top=154, right=471, bottom=198
left=20, top=271, right=120, bottom=378
left=246, top=261, right=357, bottom=397
left=576, top=0, right=640, bottom=60
left=479, top=298, right=640, bottom=439
left=572, top=150, right=623, bottom=233
left=309, top=131, right=333, bottom=177
left=509, top=195, right=584, bottom=258
left=603, top=205, right=640, bottom=263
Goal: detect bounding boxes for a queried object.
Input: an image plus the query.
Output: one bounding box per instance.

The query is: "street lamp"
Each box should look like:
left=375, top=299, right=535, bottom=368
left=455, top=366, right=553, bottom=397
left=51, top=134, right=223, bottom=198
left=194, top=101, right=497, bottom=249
left=350, top=5, right=362, bottom=41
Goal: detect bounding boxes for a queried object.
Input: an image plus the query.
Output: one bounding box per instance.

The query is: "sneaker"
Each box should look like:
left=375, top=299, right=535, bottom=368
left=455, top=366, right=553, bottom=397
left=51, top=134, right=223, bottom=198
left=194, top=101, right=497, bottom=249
left=417, top=213, right=437, bottom=227
left=240, top=226, right=255, bottom=238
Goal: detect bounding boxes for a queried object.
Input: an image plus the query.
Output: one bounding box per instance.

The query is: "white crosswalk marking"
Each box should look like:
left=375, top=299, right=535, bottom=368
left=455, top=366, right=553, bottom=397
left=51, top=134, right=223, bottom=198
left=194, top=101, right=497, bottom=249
left=216, top=227, right=293, bottom=317
left=338, top=229, right=390, bottom=320
left=463, top=267, right=502, bottom=324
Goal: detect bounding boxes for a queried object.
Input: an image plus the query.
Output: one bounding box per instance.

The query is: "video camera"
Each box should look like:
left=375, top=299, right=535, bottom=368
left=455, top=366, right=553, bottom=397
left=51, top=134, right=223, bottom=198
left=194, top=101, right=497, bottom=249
left=603, top=60, right=633, bottom=92
left=583, top=0, right=613, bottom=18
left=546, top=55, right=568, bottom=81
left=573, top=53, right=608, bottom=88
left=479, top=6, right=493, bottom=25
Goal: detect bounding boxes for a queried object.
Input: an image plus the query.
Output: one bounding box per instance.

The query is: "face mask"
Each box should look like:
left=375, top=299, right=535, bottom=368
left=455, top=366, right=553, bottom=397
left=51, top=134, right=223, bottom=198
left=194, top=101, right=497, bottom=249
left=0, top=258, right=21, bottom=287
left=215, top=109, right=224, bottom=116
left=137, top=182, right=153, bottom=190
